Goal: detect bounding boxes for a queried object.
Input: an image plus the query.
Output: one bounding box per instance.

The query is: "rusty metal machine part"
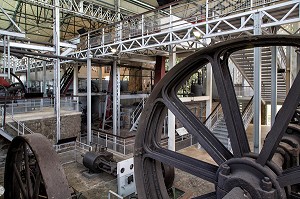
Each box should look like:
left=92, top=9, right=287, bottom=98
left=161, top=163, right=175, bottom=190
left=4, top=134, right=72, bottom=199
left=134, top=35, right=300, bottom=198
left=83, top=147, right=118, bottom=176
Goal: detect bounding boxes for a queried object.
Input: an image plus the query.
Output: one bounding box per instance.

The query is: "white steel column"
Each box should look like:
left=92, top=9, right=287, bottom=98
left=253, top=12, right=262, bottom=153
left=7, top=36, right=10, bottom=79
left=112, top=58, right=120, bottom=149
left=54, top=0, right=61, bottom=142
left=112, top=58, right=120, bottom=136
left=168, top=48, right=176, bottom=151
left=206, top=64, right=212, bottom=119
left=27, top=58, right=30, bottom=90
left=117, top=62, right=120, bottom=134
left=42, top=61, right=47, bottom=97
left=205, top=1, right=212, bottom=120
left=73, top=65, right=79, bottom=111
left=73, top=65, right=78, bottom=97
left=87, top=35, right=92, bottom=145
left=286, top=46, right=291, bottom=94
left=12, top=58, right=16, bottom=82
left=271, top=47, right=277, bottom=126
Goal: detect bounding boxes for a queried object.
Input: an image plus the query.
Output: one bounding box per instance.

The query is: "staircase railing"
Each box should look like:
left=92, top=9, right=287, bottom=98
left=242, top=96, right=254, bottom=128
left=60, top=66, right=81, bottom=95
left=130, top=98, right=146, bottom=124
left=0, top=85, right=8, bottom=128
left=130, top=97, right=147, bottom=128
left=277, top=46, right=287, bottom=82
left=204, top=103, right=223, bottom=130
left=204, top=95, right=254, bottom=131
left=1, top=107, right=34, bottom=135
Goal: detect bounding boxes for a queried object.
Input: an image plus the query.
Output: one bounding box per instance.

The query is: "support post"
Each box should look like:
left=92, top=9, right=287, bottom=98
left=7, top=36, right=10, bottom=80
left=42, top=61, right=46, bottom=97
left=54, top=0, right=61, bottom=142
left=73, top=65, right=79, bottom=111
left=98, top=67, right=103, bottom=117
left=206, top=64, right=212, bottom=119
left=27, top=58, right=30, bottom=91
left=168, top=47, right=176, bottom=151
left=286, top=46, right=291, bottom=94
left=98, top=67, right=102, bottom=91
left=253, top=12, right=262, bottom=153
left=87, top=35, right=92, bottom=145
left=12, top=57, right=16, bottom=82
left=112, top=58, right=120, bottom=149
left=154, top=56, right=166, bottom=86
left=271, top=47, right=277, bottom=126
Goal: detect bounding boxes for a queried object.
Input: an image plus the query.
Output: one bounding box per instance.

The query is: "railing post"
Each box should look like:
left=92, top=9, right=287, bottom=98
left=105, top=134, right=108, bottom=147
left=11, top=100, right=14, bottom=117
left=142, top=15, right=144, bottom=46
left=75, top=141, right=77, bottom=163
left=123, top=139, right=126, bottom=155
left=1, top=107, right=3, bottom=127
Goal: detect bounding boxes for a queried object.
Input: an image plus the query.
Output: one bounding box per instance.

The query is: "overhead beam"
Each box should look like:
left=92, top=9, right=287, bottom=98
left=0, top=29, right=25, bottom=38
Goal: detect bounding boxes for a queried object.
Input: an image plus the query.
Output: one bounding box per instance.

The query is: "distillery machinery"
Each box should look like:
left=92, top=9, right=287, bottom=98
left=3, top=35, right=300, bottom=199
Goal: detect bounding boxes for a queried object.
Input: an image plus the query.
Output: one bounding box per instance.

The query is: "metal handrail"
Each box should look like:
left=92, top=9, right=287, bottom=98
left=204, top=103, right=223, bottom=130
left=242, top=96, right=254, bottom=115
left=131, top=97, right=146, bottom=125
left=5, top=112, right=35, bottom=136
left=242, top=97, right=254, bottom=128
left=0, top=85, right=8, bottom=127
left=277, top=46, right=287, bottom=82
left=203, top=102, right=221, bottom=123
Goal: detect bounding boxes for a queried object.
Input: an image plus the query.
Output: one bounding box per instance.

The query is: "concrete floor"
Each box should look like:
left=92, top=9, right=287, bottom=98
left=176, top=124, right=271, bottom=197
left=63, top=124, right=272, bottom=198
left=0, top=124, right=272, bottom=198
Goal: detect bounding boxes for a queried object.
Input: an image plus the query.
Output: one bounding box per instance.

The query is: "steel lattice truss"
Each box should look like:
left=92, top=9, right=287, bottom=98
left=18, top=0, right=131, bottom=23
left=68, top=0, right=300, bottom=58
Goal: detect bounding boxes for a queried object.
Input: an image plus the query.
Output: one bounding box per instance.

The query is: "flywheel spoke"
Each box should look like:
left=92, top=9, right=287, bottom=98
left=257, top=72, right=300, bottom=166
left=32, top=168, right=42, bottom=199
left=277, top=165, right=300, bottom=187
left=192, top=192, right=216, bottom=199
left=211, top=56, right=250, bottom=157
left=145, top=147, right=218, bottom=183
left=162, top=96, right=232, bottom=165
left=13, top=163, right=27, bottom=199
left=23, top=143, right=32, bottom=198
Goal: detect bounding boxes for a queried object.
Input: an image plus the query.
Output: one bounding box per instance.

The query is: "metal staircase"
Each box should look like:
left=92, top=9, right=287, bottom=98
left=230, top=47, right=287, bottom=102
left=205, top=97, right=254, bottom=149
left=60, top=65, right=81, bottom=95
left=130, top=98, right=147, bottom=132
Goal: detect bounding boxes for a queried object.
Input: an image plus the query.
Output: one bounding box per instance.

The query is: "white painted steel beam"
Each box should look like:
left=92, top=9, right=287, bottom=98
left=0, top=41, right=54, bottom=52
left=0, top=30, right=25, bottom=38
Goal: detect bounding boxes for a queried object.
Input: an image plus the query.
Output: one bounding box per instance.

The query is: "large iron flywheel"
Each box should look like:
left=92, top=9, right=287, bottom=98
left=134, top=35, right=300, bottom=198
left=4, top=134, right=72, bottom=199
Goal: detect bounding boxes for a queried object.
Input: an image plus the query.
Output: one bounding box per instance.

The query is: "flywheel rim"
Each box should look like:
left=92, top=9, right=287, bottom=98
left=134, top=35, right=300, bottom=198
